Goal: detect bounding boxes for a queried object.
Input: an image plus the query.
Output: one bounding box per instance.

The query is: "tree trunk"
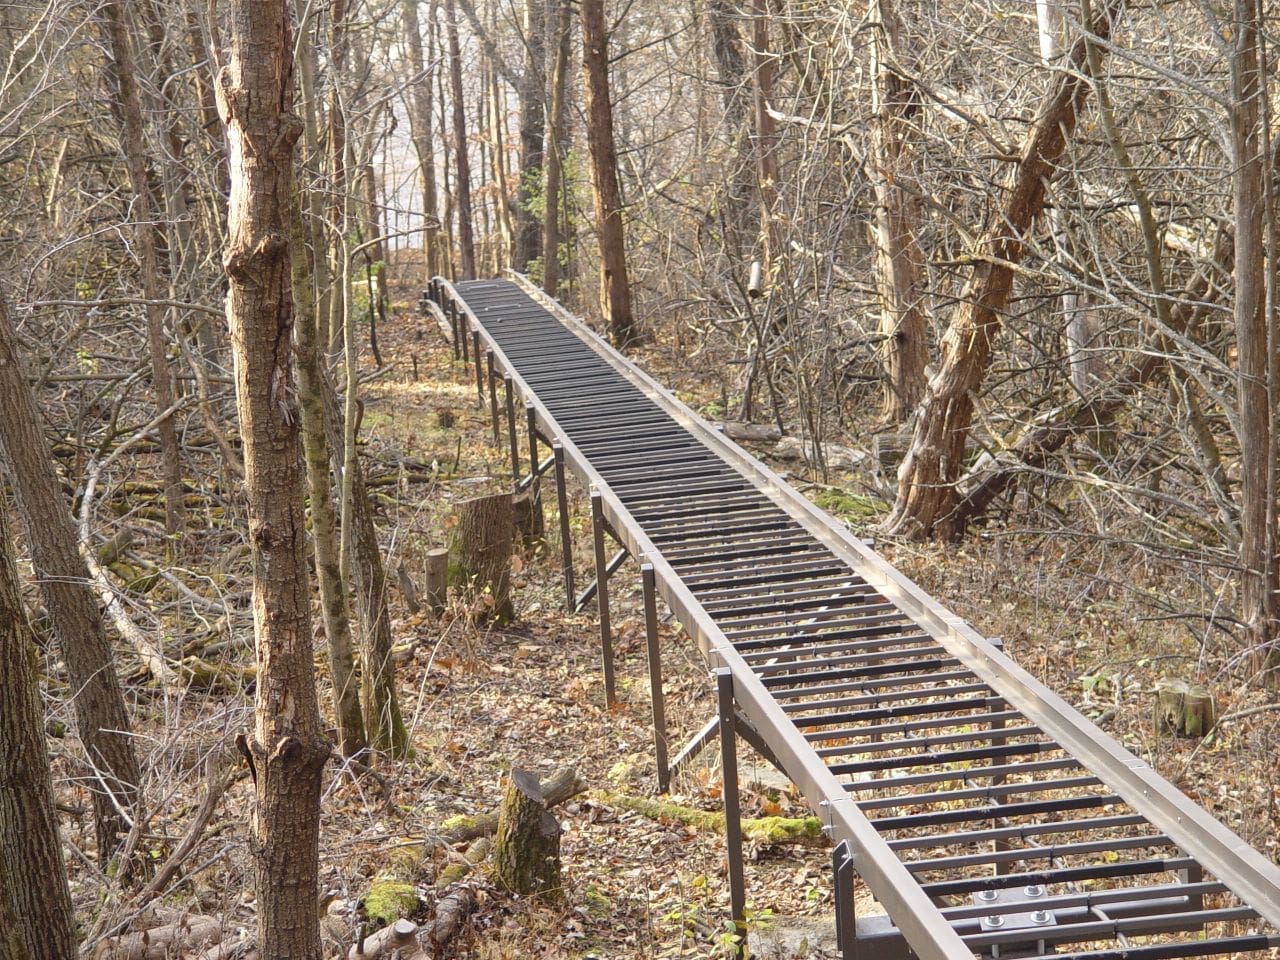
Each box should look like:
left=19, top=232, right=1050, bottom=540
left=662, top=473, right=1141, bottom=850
left=541, top=0, right=572, bottom=297
left=102, top=0, right=185, bottom=538
left=445, top=0, right=477, bottom=280
left=215, top=3, right=331, bottom=956
left=882, top=0, right=1125, bottom=540
left=0, top=502, right=76, bottom=960
left=451, top=492, right=515, bottom=622
left=581, top=0, right=636, bottom=345
left=1229, top=0, right=1277, bottom=671
left=493, top=767, right=562, bottom=896
left=292, top=200, right=367, bottom=760
left=0, top=293, right=141, bottom=868
left=327, top=0, right=352, bottom=355
left=402, top=0, right=444, bottom=277
left=749, top=0, right=781, bottom=286
left=869, top=0, right=929, bottom=422
left=515, top=0, right=547, bottom=271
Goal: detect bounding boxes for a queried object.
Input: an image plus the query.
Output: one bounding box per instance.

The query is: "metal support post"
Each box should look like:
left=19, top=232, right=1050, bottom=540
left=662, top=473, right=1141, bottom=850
left=525, top=404, right=540, bottom=481
left=833, top=840, right=858, bottom=960
left=472, top=331, right=484, bottom=405
left=553, top=444, right=575, bottom=610
left=448, top=302, right=460, bottom=360
left=486, top=350, right=500, bottom=445
left=591, top=491, right=617, bottom=706
left=459, top=309, right=470, bottom=362
left=504, top=375, right=520, bottom=480
left=642, top=563, right=670, bottom=792
left=716, top=668, right=747, bottom=957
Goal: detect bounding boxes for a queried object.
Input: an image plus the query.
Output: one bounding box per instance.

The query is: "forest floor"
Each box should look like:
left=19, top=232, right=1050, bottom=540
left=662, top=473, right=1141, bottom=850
left=61, top=288, right=1280, bottom=959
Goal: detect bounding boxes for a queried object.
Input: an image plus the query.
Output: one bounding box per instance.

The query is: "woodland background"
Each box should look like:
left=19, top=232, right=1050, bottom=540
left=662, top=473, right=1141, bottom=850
left=1, top=0, right=1279, bottom=956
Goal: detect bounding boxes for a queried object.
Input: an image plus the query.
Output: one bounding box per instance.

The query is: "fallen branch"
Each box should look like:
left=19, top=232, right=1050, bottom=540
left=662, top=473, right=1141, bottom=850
left=348, top=918, right=417, bottom=959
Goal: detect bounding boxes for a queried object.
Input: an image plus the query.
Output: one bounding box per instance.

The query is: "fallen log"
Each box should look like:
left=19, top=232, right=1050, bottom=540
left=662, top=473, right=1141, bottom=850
left=348, top=918, right=417, bottom=959
left=422, top=885, right=479, bottom=959
left=95, top=915, right=223, bottom=960
left=436, top=766, right=585, bottom=845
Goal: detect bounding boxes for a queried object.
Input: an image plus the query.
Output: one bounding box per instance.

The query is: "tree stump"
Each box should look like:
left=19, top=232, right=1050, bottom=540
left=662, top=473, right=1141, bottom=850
left=493, top=767, right=561, bottom=897
left=513, top=487, right=544, bottom=546
left=424, top=547, right=449, bottom=616
left=449, top=494, right=513, bottom=622
left=1154, top=679, right=1217, bottom=738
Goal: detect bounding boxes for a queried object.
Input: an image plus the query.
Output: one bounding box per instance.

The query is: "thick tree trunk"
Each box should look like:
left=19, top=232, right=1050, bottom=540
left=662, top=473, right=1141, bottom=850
left=1229, top=0, right=1277, bottom=671
left=869, top=0, right=929, bottom=421
left=402, top=0, right=444, bottom=277
left=882, top=0, right=1124, bottom=540
left=451, top=492, right=515, bottom=622
left=0, top=502, right=76, bottom=960
left=541, top=0, right=572, bottom=297
left=0, top=293, right=140, bottom=867
left=102, top=0, right=185, bottom=538
left=215, top=3, right=331, bottom=956
left=445, top=0, right=477, bottom=280
left=493, top=767, right=562, bottom=896
left=581, top=0, right=636, bottom=345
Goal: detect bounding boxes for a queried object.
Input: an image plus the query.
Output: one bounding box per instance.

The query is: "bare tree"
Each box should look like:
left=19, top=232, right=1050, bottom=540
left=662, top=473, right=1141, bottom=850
left=0, top=294, right=141, bottom=868
left=581, top=0, right=636, bottom=344
left=0, top=496, right=76, bottom=960
left=214, top=0, right=330, bottom=953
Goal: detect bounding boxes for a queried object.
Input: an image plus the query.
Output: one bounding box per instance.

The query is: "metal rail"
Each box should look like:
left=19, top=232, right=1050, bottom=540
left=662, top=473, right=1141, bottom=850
left=425, top=276, right=1280, bottom=960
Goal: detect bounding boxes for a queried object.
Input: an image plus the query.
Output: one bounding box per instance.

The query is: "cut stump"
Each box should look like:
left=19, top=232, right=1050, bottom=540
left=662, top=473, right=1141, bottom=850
left=1154, top=679, right=1217, bottom=738
left=449, top=493, right=513, bottom=622
left=493, top=767, right=561, bottom=897
left=424, top=547, right=449, bottom=616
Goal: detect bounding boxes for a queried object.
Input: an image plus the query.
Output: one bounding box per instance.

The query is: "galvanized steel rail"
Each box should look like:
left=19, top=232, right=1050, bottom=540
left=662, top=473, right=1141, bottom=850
left=425, top=275, right=1280, bottom=960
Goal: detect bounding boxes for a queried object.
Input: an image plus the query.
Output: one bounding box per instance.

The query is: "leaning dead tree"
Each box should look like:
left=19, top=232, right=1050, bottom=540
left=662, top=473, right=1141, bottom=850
left=882, top=0, right=1127, bottom=540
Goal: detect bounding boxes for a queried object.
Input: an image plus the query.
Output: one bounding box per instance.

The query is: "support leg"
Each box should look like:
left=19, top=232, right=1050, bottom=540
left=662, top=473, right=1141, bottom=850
left=642, top=563, right=670, bottom=792
left=591, top=491, right=616, bottom=706
left=504, top=375, right=520, bottom=480
left=554, top=444, right=575, bottom=610
left=716, top=668, right=747, bottom=958
left=486, top=350, right=500, bottom=445
left=833, top=840, right=858, bottom=960
left=525, top=404, right=544, bottom=527
left=472, top=331, right=484, bottom=405
left=449, top=302, right=460, bottom=360
left=459, top=307, right=469, bottom=361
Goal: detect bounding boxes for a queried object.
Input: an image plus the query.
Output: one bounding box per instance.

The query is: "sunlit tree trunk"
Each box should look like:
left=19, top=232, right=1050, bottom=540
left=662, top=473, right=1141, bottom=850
left=581, top=0, right=636, bottom=344
left=869, top=0, right=929, bottom=421
left=402, top=0, right=443, bottom=276
left=541, top=0, right=571, bottom=296
left=215, top=1, right=330, bottom=953
left=883, top=0, right=1124, bottom=539
left=445, top=0, right=477, bottom=279
left=0, top=499, right=76, bottom=960
left=749, top=0, right=781, bottom=284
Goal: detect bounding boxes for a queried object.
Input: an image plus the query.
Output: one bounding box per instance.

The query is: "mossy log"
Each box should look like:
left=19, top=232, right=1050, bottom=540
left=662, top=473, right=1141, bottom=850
left=1154, top=679, right=1217, bottom=738
left=437, top=766, right=585, bottom=845
left=493, top=767, right=562, bottom=896
left=597, top=791, right=827, bottom=847
left=346, top=919, right=416, bottom=960
left=449, top=493, right=513, bottom=622
left=359, top=879, right=421, bottom=927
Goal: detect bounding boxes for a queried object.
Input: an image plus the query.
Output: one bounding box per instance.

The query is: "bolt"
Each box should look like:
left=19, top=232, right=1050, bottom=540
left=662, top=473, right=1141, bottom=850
left=1030, top=910, right=1052, bottom=925
left=985, top=915, right=1005, bottom=928
left=1023, top=884, right=1045, bottom=898
left=977, top=889, right=999, bottom=903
